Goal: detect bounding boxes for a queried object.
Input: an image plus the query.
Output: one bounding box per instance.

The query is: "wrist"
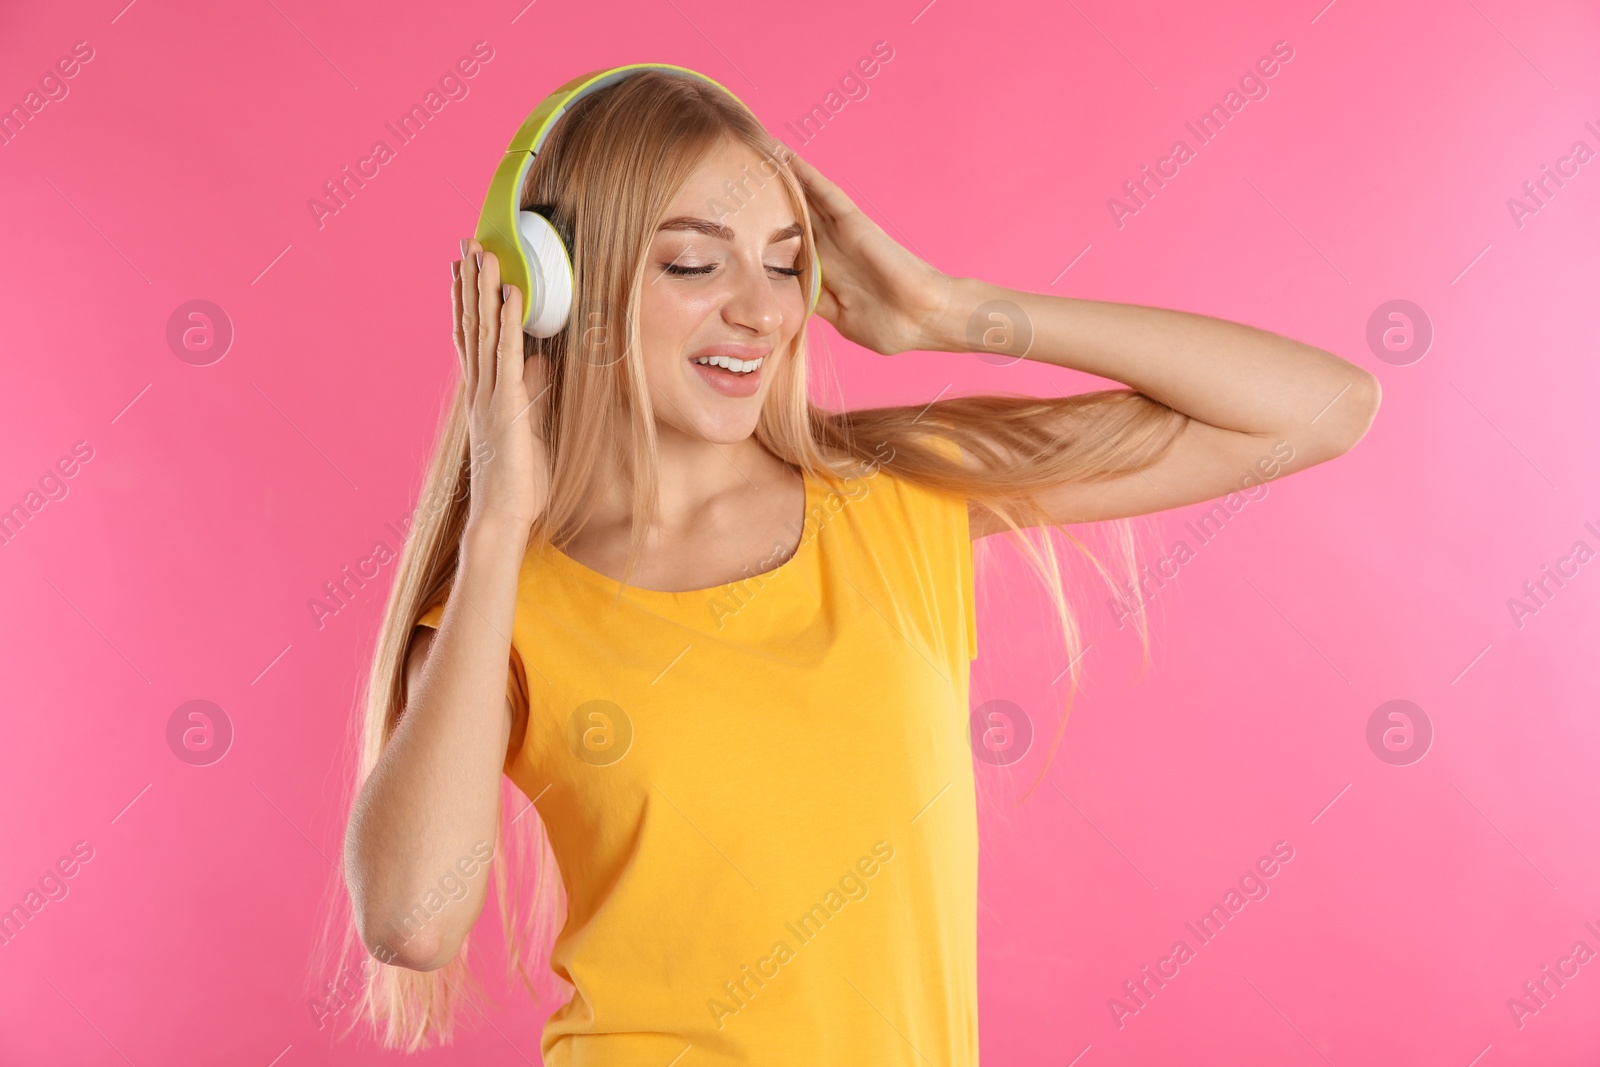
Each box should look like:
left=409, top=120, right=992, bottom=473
left=462, top=513, right=533, bottom=562
left=927, top=276, right=1004, bottom=354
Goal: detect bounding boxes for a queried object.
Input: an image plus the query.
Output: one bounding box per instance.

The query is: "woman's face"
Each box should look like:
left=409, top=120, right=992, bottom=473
left=637, top=138, right=809, bottom=444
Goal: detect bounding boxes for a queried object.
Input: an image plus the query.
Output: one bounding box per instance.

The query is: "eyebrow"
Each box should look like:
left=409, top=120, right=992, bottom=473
left=657, top=216, right=803, bottom=244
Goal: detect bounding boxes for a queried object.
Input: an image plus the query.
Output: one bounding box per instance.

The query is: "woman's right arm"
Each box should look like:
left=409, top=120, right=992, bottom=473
left=343, top=239, right=551, bottom=971
left=344, top=517, right=526, bottom=971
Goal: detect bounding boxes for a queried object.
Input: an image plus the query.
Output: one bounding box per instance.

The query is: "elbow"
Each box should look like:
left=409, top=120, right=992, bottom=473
left=347, top=868, right=464, bottom=973
left=343, top=824, right=461, bottom=973
left=1310, top=369, right=1381, bottom=460
left=1342, top=370, right=1382, bottom=449
left=354, top=910, right=459, bottom=973
left=381, top=940, right=453, bottom=974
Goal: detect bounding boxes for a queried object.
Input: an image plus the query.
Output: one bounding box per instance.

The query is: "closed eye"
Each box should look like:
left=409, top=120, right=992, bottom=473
left=661, top=262, right=803, bottom=278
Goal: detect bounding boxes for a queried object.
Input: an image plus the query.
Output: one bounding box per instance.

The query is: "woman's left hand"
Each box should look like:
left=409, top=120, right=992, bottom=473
left=786, top=149, right=959, bottom=357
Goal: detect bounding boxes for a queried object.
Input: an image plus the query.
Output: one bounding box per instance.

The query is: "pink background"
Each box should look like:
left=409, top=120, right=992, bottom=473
left=2, top=0, right=1598, bottom=1062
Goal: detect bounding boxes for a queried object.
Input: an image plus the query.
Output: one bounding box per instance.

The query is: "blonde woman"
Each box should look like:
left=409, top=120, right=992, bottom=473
left=332, top=69, right=1378, bottom=1062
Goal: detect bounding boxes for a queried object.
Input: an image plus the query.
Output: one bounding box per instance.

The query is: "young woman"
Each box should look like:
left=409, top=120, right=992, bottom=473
left=333, top=70, right=1379, bottom=1062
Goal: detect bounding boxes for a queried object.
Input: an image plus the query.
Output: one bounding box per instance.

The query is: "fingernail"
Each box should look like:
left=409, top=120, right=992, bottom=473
left=474, top=251, right=482, bottom=269
left=502, top=284, right=510, bottom=301
left=460, top=238, right=468, bottom=256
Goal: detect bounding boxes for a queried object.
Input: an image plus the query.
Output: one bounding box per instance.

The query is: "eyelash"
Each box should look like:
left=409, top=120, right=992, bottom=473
left=661, top=263, right=804, bottom=278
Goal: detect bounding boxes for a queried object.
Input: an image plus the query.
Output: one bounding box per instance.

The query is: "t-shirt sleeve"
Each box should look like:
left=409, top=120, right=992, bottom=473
left=412, top=594, right=530, bottom=773
left=923, top=435, right=980, bottom=663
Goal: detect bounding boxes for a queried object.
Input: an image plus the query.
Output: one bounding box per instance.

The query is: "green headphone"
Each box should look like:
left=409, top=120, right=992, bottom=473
left=474, top=62, right=822, bottom=339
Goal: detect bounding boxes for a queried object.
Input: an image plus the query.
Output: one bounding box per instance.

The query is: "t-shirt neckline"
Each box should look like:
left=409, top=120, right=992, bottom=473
left=541, top=468, right=820, bottom=603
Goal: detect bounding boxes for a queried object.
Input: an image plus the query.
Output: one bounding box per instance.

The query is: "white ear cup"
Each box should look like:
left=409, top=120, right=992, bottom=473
left=516, top=209, right=575, bottom=338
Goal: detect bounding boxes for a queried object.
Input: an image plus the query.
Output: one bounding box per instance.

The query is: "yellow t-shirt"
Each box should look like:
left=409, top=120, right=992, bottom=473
left=416, top=446, right=980, bottom=1065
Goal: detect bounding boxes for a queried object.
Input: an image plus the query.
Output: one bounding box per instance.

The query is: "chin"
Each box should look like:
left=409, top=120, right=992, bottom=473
left=689, top=413, right=762, bottom=444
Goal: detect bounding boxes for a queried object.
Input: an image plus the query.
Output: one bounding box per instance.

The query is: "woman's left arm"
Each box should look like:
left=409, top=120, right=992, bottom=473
left=928, top=280, right=1383, bottom=530
left=786, top=149, right=1382, bottom=533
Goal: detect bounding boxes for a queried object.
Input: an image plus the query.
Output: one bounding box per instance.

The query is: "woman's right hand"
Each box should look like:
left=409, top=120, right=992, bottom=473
left=453, top=237, right=553, bottom=535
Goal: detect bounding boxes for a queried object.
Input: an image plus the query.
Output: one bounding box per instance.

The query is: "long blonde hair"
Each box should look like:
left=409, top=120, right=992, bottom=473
left=312, top=69, right=1186, bottom=1051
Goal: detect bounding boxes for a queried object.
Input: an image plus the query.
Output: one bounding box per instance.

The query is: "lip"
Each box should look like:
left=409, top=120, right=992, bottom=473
left=688, top=344, right=766, bottom=399
left=687, top=343, right=772, bottom=361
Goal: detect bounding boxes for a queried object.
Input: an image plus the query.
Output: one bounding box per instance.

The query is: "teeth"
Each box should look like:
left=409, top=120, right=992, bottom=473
left=693, top=354, right=764, bottom=374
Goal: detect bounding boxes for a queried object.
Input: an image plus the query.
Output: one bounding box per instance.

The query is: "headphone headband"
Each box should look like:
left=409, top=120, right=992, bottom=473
left=475, top=63, right=821, bottom=338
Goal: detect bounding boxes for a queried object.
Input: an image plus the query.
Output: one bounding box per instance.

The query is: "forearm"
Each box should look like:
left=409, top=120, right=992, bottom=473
left=344, top=517, right=525, bottom=968
left=934, top=277, right=1378, bottom=449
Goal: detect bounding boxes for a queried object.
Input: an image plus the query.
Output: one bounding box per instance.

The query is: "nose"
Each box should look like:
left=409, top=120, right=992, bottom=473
left=720, top=257, right=784, bottom=336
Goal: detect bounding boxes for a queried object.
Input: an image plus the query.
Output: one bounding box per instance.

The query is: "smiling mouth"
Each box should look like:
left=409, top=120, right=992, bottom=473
left=689, top=351, right=766, bottom=398
left=690, top=353, right=765, bottom=375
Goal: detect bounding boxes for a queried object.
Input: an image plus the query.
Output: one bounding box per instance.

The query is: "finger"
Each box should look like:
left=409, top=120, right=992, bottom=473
left=451, top=260, right=470, bottom=388
left=784, top=149, right=855, bottom=221
left=815, top=284, right=841, bottom=324
left=461, top=239, right=482, bottom=404
left=475, top=249, right=503, bottom=411
left=494, top=282, right=524, bottom=417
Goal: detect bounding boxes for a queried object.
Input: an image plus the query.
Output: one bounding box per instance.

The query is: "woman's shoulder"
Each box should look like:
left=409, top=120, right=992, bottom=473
left=818, top=434, right=970, bottom=544
left=884, top=433, right=973, bottom=513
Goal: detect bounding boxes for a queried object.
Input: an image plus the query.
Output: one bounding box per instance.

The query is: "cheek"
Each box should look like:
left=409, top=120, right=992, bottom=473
left=640, top=281, right=723, bottom=361
left=638, top=290, right=699, bottom=382
left=640, top=284, right=709, bottom=346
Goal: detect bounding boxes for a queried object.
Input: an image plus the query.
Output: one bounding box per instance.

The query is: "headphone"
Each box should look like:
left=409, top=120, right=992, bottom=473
left=474, top=63, right=822, bottom=339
